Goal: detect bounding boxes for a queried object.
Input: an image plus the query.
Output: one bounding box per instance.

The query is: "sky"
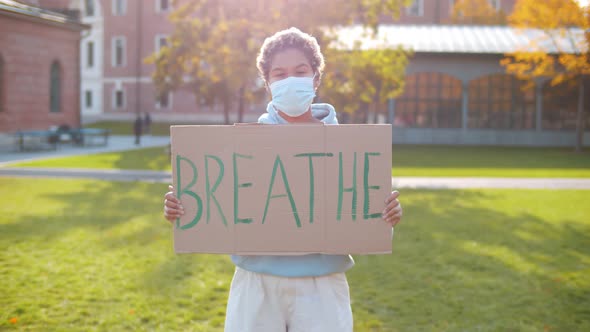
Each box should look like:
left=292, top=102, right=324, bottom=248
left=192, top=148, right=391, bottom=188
left=575, top=0, right=589, bottom=7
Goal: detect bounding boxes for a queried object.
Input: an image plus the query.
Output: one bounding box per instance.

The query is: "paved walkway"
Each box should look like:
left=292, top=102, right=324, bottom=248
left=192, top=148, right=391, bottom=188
left=1, top=135, right=589, bottom=189
left=392, top=176, right=590, bottom=189
left=1, top=167, right=589, bottom=189
left=0, top=135, right=170, bottom=166
left=0, top=167, right=172, bottom=183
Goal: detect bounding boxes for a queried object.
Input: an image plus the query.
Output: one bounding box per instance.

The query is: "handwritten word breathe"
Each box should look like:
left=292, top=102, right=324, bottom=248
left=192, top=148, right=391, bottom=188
left=175, top=151, right=382, bottom=230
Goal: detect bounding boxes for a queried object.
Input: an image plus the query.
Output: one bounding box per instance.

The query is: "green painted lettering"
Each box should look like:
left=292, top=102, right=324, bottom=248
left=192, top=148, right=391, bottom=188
left=262, top=155, right=301, bottom=228
left=205, top=155, right=227, bottom=226
left=233, top=153, right=253, bottom=224
left=337, top=152, right=357, bottom=221
left=363, top=152, right=382, bottom=219
left=294, top=153, right=333, bottom=224
left=175, top=155, right=203, bottom=230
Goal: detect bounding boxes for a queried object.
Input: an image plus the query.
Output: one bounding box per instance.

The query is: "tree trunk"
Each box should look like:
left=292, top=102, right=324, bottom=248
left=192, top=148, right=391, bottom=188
left=237, top=85, right=245, bottom=123
left=372, top=94, right=380, bottom=124
left=372, top=86, right=382, bottom=124
left=223, top=98, right=230, bottom=125
left=371, top=103, right=379, bottom=124
left=575, top=77, right=585, bottom=152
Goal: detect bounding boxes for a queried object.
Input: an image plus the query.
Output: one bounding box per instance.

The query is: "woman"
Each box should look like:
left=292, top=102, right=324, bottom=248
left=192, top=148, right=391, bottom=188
left=164, top=27, right=403, bottom=332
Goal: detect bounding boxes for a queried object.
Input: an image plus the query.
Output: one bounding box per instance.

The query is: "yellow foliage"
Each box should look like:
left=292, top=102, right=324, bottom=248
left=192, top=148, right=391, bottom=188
left=449, top=0, right=507, bottom=25
left=508, top=0, right=587, bottom=29
left=501, top=0, right=590, bottom=86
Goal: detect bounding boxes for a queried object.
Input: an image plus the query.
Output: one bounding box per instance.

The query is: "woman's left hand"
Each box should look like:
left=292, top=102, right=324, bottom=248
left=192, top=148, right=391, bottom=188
left=382, top=190, right=402, bottom=227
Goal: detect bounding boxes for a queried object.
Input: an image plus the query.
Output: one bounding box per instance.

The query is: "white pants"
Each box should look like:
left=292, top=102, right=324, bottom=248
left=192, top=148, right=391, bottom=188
left=224, top=267, right=353, bottom=332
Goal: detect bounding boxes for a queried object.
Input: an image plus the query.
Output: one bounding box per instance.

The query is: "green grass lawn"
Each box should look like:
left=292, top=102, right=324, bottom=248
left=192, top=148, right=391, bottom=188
left=1, top=178, right=588, bottom=331
left=11, top=146, right=172, bottom=171
left=84, top=121, right=175, bottom=136
left=392, top=145, right=590, bottom=178
left=10, top=144, right=590, bottom=178
left=84, top=121, right=231, bottom=136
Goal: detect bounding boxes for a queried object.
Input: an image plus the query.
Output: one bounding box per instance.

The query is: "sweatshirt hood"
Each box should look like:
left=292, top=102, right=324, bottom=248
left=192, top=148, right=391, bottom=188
left=258, top=102, right=339, bottom=125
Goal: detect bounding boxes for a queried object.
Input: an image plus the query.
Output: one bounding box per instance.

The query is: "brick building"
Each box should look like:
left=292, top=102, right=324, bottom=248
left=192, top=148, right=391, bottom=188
left=384, top=0, right=515, bottom=24
left=25, top=0, right=520, bottom=125
left=0, top=0, right=87, bottom=133
left=9, top=0, right=587, bottom=147
left=78, top=0, right=517, bottom=124
left=76, top=0, right=202, bottom=123
left=336, top=24, right=589, bottom=146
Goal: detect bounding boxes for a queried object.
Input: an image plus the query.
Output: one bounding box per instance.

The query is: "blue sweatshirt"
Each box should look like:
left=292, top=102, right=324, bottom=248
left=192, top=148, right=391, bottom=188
left=230, top=102, right=355, bottom=277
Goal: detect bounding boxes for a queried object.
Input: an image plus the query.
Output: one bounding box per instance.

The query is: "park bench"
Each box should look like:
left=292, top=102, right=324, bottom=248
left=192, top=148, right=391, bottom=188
left=14, top=130, right=59, bottom=152
left=70, top=128, right=111, bottom=147
left=13, top=128, right=111, bottom=151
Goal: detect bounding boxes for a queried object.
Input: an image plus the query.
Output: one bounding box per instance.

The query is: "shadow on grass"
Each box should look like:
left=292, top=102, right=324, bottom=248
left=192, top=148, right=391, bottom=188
left=348, top=189, right=590, bottom=331
left=86, top=122, right=173, bottom=136
left=0, top=178, right=233, bottom=329
left=139, top=253, right=234, bottom=316
left=109, top=147, right=171, bottom=171
left=3, top=180, right=589, bottom=331
left=0, top=180, right=164, bottom=240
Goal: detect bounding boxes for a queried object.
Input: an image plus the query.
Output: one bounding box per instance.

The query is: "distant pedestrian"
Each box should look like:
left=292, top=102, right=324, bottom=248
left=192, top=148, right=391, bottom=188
left=144, top=112, right=152, bottom=135
left=134, top=115, right=143, bottom=145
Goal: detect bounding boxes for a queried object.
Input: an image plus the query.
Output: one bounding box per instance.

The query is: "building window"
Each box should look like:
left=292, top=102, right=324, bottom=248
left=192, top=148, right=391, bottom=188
left=468, top=74, right=535, bottom=130
left=156, top=91, right=172, bottom=109
left=113, top=89, right=125, bottom=109
left=87, top=41, right=94, bottom=68
left=156, top=0, right=170, bottom=12
left=449, top=0, right=456, bottom=14
left=542, top=79, right=590, bottom=131
left=488, top=0, right=501, bottom=10
left=85, top=0, right=94, bottom=16
left=406, top=0, right=424, bottom=17
left=395, top=72, right=463, bottom=128
left=155, top=34, right=168, bottom=53
left=112, top=36, right=126, bottom=67
left=0, top=55, right=4, bottom=112
left=85, top=90, right=93, bottom=109
left=50, top=61, right=61, bottom=113
left=449, top=0, right=500, bottom=13
left=112, top=0, right=127, bottom=16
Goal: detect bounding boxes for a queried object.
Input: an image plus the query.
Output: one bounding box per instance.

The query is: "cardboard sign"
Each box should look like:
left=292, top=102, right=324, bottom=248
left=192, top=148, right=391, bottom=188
left=171, top=124, right=393, bottom=255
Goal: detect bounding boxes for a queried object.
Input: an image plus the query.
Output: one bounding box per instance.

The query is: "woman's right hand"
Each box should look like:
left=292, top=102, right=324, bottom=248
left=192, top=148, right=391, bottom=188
left=164, top=185, right=184, bottom=223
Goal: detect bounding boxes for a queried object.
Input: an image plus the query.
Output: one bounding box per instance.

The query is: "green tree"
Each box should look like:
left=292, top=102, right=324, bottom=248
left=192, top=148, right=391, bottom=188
left=501, top=0, right=590, bottom=151
left=147, top=0, right=412, bottom=124
left=147, top=1, right=269, bottom=124
left=321, top=41, right=409, bottom=123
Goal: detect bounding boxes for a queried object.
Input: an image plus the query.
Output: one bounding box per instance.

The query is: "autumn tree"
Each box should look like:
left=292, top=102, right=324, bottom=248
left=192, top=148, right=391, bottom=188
left=449, top=0, right=507, bottom=25
left=501, top=0, right=590, bottom=152
left=146, top=1, right=271, bottom=124
left=321, top=39, right=409, bottom=123
left=147, top=0, right=412, bottom=124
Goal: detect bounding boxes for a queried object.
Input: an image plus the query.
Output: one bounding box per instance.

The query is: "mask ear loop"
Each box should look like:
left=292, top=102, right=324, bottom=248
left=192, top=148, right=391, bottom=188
left=312, top=72, right=319, bottom=91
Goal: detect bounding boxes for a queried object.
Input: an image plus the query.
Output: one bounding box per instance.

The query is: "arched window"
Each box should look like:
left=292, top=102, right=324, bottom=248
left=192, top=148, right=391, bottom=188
left=395, top=72, right=463, bottom=128
left=0, top=55, right=4, bottom=112
left=542, top=79, right=590, bottom=131
left=50, top=61, right=61, bottom=113
left=468, top=74, right=535, bottom=129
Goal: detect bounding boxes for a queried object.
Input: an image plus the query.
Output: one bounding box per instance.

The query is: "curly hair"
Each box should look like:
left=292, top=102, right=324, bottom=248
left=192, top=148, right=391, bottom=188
left=256, top=27, right=325, bottom=83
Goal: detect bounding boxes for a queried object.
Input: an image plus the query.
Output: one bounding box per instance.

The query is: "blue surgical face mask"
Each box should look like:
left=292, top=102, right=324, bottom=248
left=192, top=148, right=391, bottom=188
left=269, top=75, right=316, bottom=117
